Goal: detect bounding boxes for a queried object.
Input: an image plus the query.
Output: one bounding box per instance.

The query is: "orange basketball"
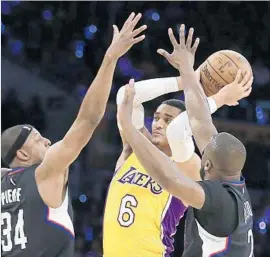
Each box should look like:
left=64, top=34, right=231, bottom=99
left=200, top=50, right=252, bottom=96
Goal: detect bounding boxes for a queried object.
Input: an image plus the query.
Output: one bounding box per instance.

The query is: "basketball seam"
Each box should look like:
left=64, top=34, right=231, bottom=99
left=219, top=53, right=244, bottom=79
left=206, top=60, right=230, bottom=84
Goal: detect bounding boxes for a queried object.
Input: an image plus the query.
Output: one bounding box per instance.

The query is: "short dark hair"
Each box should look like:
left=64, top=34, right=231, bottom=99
left=161, top=99, right=186, bottom=112
left=205, top=132, right=247, bottom=176
left=1, top=125, right=31, bottom=166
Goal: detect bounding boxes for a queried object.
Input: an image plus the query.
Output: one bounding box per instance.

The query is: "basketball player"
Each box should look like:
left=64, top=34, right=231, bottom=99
left=1, top=13, right=146, bottom=257
left=118, top=25, right=254, bottom=256
left=103, top=50, right=252, bottom=257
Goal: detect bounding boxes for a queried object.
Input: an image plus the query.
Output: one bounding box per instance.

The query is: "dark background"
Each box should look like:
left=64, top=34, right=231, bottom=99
left=1, top=1, right=270, bottom=256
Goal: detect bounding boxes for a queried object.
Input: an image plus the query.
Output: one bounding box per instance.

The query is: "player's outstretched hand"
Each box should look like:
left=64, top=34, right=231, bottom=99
left=107, top=13, right=147, bottom=61
left=217, top=69, right=253, bottom=106
left=157, top=24, right=199, bottom=74
left=117, top=79, right=136, bottom=127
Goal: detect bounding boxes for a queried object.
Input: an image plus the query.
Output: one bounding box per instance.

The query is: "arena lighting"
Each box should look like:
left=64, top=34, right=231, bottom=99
left=1, top=1, right=12, bottom=15
left=255, top=105, right=266, bottom=125
left=79, top=194, right=87, bottom=203
left=84, top=25, right=97, bottom=40
left=151, top=12, right=160, bottom=21
left=85, top=227, right=94, bottom=241
left=2, top=23, right=5, bottom=34
left=145, top=9, right=160, bottom=21
left=78, top=85, right=87, bottom=99
left=264, top=207, right=270, bottom=223
left=259, top=221, right=266, bottom=230
left=42, top=9, right=53, bottom=21
left=10, top=40, right=24, bottom=55
left=118, top=57, right=133, bottom=76
left=89, top=25, right=97, bottom=33
left=75, top=40, right=85, bottom=58
left=75, top=40, right=85, bottom=51
left=75, top=50, right=83, bottom=58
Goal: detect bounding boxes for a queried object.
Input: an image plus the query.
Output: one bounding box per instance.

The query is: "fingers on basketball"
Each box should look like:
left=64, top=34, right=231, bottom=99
left=234, top=69, right=243, bottom=84
left=237, top=71, right=253, bottom=97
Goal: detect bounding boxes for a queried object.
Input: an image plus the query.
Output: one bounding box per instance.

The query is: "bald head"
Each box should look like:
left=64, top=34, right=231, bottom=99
left=202, top=132, right=246, bottom=177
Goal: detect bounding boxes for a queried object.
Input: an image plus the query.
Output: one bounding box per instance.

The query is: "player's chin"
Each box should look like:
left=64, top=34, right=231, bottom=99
left=151, top=135, right=165, bottom=145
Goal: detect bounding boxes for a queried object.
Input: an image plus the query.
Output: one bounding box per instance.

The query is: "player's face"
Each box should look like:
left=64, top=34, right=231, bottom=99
left=151, top=104, right=181, bottom=148
left=22, top=129, right=51, bottom=163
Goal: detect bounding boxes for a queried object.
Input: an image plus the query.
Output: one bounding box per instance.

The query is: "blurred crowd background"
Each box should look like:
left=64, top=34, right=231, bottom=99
left=1, top=1, right=270, bottom=257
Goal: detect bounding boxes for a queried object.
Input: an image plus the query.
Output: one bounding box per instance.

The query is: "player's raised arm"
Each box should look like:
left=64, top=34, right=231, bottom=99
left=38, top=13, right=147, bottom=177
left=117, top=79, right=206, bottom=209
left=157, top=25, right=253, bottom=153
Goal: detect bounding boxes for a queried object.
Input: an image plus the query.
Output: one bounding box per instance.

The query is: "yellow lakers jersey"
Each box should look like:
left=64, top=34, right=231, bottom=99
left=103, top=153, right=187, bottom=257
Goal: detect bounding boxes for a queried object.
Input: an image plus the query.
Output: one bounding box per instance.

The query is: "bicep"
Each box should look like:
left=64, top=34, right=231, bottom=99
left=37, top=140, right=76, bottom=178
left=188, top=118, right=218, bottom=154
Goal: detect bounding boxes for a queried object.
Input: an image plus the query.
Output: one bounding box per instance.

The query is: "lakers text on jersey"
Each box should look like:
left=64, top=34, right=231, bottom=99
left=103, top=153, right=187, bottom=257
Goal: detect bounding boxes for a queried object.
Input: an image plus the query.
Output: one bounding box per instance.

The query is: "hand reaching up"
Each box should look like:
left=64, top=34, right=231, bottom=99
left=107, top=13, right=147, bottom=61
left=157, top=24, right=199, bottom=74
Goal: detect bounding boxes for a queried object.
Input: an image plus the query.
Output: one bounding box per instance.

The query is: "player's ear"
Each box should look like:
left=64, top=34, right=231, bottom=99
left=204, top=160, right=212, bottom=171
left=16, top=149, right=30, bottom=162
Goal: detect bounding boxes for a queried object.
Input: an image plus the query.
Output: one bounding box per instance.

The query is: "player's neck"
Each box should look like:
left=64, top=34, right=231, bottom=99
left=221, top=174, right=241, bottom=182
left=12, top=159, right=35, bottom=168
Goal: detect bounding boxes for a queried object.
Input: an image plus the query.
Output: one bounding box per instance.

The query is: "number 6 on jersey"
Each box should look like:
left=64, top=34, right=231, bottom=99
left=117, top=194, right=138, bottom=227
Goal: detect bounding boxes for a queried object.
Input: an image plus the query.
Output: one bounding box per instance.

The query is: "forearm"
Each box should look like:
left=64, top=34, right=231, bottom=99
left=78, top=53, right=117, bottom=124
left=181, top=69, right=218, bottom=152
left=121, top=121, right=192, bottom=193
left=117, top=77, right=179, bottom=107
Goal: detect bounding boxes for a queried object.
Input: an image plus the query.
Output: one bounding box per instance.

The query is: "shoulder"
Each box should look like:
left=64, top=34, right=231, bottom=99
left=197, top=180, right=238, bottom=212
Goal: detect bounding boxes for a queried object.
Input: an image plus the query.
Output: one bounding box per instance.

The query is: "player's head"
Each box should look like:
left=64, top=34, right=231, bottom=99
left=1, top=125, right=51, bottom=168
left=200, top=132, right=246, bottom=180
left=151, top=99, right=186, bottom=149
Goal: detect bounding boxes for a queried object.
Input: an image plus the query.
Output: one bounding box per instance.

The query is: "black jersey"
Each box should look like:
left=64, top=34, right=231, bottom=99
left=183, top=178, right=254, bottom=257
left=1, top=165, right=74, bottom=257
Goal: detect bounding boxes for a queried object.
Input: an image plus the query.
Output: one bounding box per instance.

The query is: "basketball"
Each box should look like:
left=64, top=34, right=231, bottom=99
left=200, top=50, right=252, bottom=96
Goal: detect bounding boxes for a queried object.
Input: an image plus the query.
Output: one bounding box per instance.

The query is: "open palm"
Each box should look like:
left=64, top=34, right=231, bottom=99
left=157, top=24, right=200, bottom=73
